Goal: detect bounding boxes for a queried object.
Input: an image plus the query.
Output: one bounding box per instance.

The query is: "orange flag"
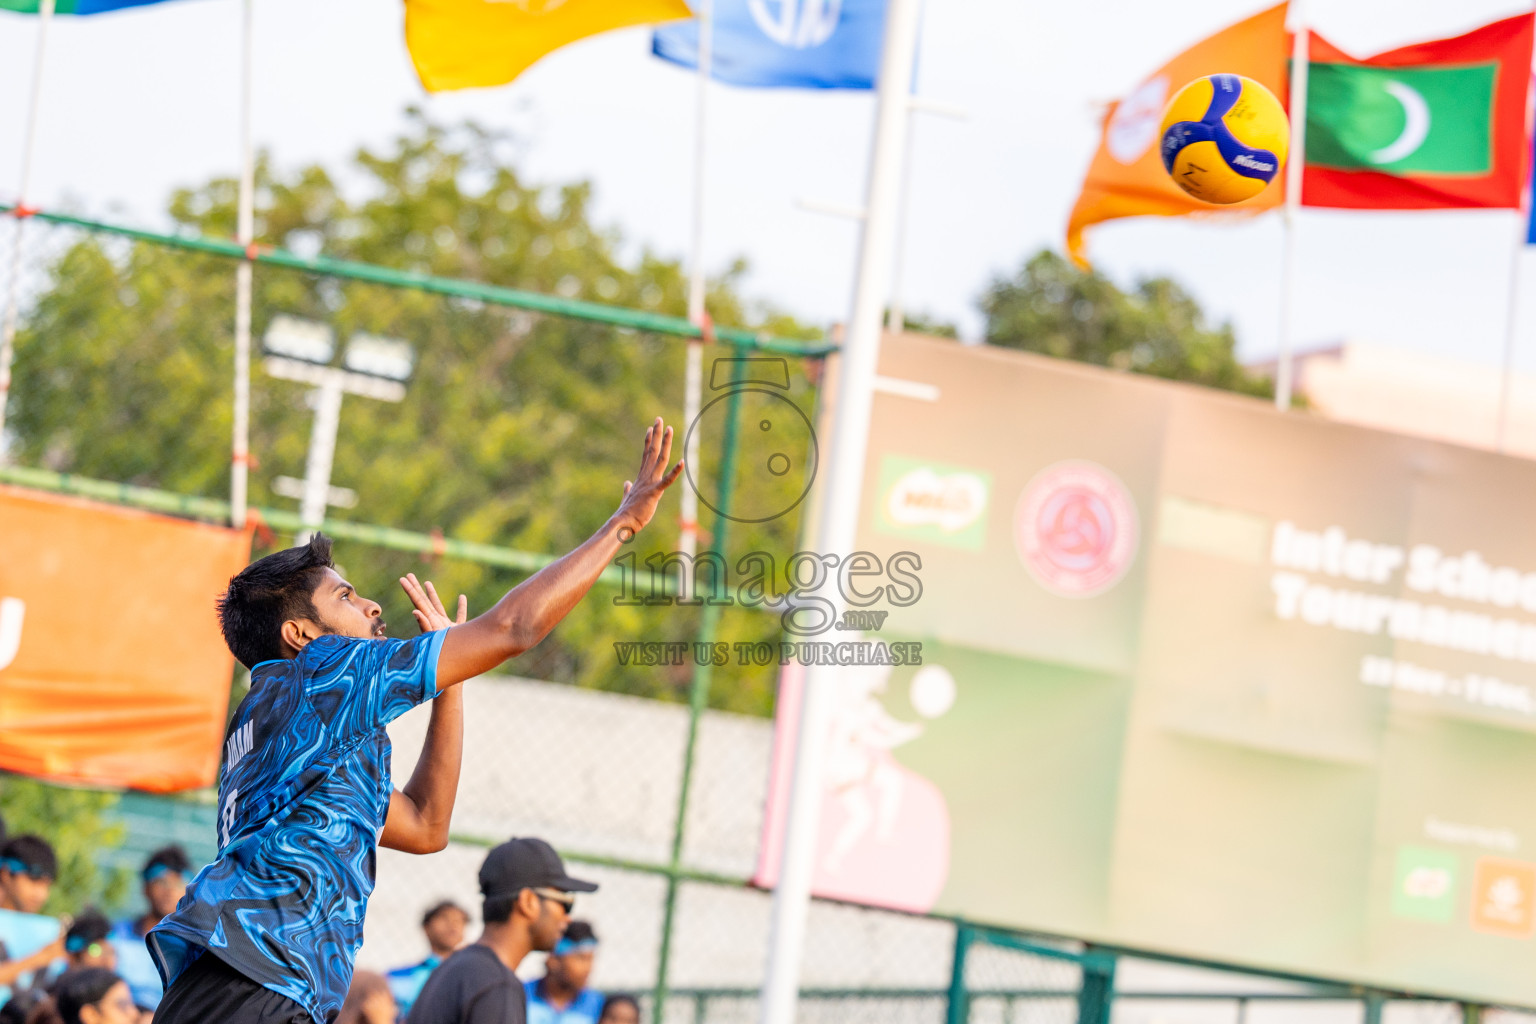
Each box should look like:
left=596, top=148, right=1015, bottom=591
left=1066, top=3, right=1290, bottom=267
left=0, top=487, right=251, bottom=792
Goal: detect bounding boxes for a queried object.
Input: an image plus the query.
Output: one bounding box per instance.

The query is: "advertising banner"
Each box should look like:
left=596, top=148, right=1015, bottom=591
left=757, top=334, right=1536, bottom=1005
left=0, top=487, right=249, bottom=792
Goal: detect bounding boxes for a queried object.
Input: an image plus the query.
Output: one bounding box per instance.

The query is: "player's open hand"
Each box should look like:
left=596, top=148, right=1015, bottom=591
left=400, top=573, right=468, bottom=633
left=615, top=417, right=685, bottom=535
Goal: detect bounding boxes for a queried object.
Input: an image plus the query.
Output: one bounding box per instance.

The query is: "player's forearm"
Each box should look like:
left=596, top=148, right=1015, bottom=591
left=436, top=513, right=629, bottom=685
left=381, top=683, right=463, bottom=854
left=404, top=681, right=463, bottom=833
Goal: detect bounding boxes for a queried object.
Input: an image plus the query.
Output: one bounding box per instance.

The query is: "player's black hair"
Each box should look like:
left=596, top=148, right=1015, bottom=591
left=52, top=968, right=122, bottom=1024
left=561, top=920, right=596, bottom=945
left=598, top=994, right=640, bottom=1022
left=421, top=899, right=467, bottom=928
left=142, top=844, right=191, bottom=879
left=218, top=534, right=336, bottom=669
left=1, top=834, right=58, bottom=880
left=482, top=892, right=517, bottom=925
left=65, top=908, right=111, bottom=952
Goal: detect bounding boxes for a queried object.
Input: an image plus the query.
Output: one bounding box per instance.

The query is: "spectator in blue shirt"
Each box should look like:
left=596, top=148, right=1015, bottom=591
left=385, top=901, right=468, bottom=1019
left=523, top=921, right=603, bottom=1024
left=0, top=836, right=64, bottom=1000
left=109, top=846, right=189, bottom=1015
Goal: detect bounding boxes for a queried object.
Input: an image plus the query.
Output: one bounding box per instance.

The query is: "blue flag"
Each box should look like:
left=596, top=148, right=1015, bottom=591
left=1528, top=129, right=1536, bottom=244
left=653, top=0, right=887, bottom=89
left=0, top=0, right=184, bottom=13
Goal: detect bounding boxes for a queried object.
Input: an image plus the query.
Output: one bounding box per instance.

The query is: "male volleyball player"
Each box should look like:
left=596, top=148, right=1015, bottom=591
left=148, top=419, right=684, bottom=1024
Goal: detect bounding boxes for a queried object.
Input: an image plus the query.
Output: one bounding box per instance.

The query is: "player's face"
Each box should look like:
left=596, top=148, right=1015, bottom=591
left=549, top=948, right=594, bottom=991
left=530, top=893, right=571, bottom=952
left=145, top=871, right=187, bottom=919
left=0, top=868, right=51, bottom=914
left=78, top=980, right=137, bottom=1024
left=424, top=907, right=467, bottom=954
left=309, top=568, right=387, bottom=639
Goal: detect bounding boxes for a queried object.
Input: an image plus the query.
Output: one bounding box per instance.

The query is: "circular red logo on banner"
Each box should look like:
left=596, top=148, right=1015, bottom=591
left=1014, top=461, right=1139, bottom=598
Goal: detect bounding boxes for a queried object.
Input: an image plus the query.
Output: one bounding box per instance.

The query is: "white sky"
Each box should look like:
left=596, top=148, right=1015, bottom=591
left=0, top=0, right=1531, bottom=365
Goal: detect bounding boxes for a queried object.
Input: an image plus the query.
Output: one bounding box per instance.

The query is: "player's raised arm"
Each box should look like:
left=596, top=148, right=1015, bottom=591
left=433, top=417, right=684, bottom=688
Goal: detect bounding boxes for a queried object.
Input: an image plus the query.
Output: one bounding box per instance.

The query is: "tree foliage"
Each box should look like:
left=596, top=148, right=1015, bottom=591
left=9, top=113, right=824, bottom=716
left=980, top=249, right=1270, bottom=397
left=0, top=776, right=128, bottom=914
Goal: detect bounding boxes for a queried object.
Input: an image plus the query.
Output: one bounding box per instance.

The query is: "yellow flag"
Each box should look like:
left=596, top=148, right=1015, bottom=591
left=406, top=0, right=694, bottom=92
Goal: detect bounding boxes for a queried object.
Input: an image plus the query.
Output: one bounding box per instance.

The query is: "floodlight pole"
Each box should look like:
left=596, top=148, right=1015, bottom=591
left=231, top=0, right=256, bottom=527
left=679, top=0, right=713, bottom=564
left=756, top=1, right=923, bottom=1022
left=264, top=357, right=406, bottom=542
left=0, top=0, right=56, bottom=465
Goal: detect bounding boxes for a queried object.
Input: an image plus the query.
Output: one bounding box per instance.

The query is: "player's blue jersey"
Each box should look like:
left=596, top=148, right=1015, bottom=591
left=148, top=631, right=447, bottom=1024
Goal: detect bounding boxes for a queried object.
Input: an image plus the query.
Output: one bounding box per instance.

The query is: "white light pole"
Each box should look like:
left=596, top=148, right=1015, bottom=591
left=757, top=1, right=924, bottom=1022
left=231, top=0, right=256, bottom=525
left=263, top=318, right=411, bottom=541
left=680, top=0, right=714, bottom=565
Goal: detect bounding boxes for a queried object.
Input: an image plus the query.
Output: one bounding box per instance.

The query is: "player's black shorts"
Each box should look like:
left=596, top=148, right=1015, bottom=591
left=153, top=951, right=313, bottom=1024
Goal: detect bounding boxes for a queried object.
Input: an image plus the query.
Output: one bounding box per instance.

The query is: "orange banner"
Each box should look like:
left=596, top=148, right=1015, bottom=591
left=1066, top=3, right=1290, bottom=266
left=0, top=487, right=250, bottom=792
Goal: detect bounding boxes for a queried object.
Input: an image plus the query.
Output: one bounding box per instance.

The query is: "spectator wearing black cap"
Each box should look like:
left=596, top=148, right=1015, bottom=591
left=385, top=901, right=468, bottom=1019
left=524, top=921, right=602, bottom=1024
left=107, top=846, right=190, bottom=1014
left=0, top=836, right=64, bottom=993
left=405, top=838, right=597, bottom=1024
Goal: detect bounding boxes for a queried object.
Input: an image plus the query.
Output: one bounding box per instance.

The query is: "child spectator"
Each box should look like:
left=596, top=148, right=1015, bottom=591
left=385, top=900, right=467, bottom=1019
left=335, top=971, right=397, bottom=1024
left=596, top=994, right=638, bottom=1024
left=0, top=837, right=64, bottom=995
left=107, top=846, right=189, bottom=1014
left=524, top=920, right=603, bottom=1024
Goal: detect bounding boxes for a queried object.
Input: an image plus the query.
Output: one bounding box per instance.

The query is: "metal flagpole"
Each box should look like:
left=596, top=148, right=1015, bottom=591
left=231, top=0, right=256, bottom=528
left=757, top=0, right=923, bottom=1021
left=0, top=0, right=57, bottom=465
left=679, top=0, right=713, bottom=562
left=885, top=104, right=916, bottom=333
left=1275, top=0, right=1309, bottom=411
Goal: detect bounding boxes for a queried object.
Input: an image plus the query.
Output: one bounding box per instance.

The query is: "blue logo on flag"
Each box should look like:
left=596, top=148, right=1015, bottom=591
left=653, top=0, right=886, bottom=90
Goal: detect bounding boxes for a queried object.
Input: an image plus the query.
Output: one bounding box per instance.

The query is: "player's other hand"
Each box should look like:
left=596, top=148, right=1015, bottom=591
left=615, top=417, right=685, bottom=535
left=400, top=573, right=468, bottom=633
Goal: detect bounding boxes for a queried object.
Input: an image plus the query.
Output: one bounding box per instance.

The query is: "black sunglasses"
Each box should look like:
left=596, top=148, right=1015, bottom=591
left=533, top=887, right=576, bottom=912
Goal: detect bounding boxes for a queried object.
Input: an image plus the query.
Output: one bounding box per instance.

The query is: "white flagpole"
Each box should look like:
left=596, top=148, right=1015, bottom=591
left=756, top=0, right=923, bottom=1021
left=679, top=0, right=712, bottom=561
left=885, top=104, right=916, bottom=333
left=1276, top=0, right=1309, bottom=411
left=0, top=0, right=57, bottom=465
left=231, top=0, right=255, bottom=528
left=1496, top=185, right=1529, bottom=453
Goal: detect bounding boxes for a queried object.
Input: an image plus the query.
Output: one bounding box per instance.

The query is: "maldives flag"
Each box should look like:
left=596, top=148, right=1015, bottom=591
left=1302, top=13, right=1534, bottom=209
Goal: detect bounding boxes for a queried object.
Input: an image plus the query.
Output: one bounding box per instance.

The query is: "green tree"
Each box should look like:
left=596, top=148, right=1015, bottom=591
left=980, top=249, right=1270, bottom=397
left=9, top=113, right=824, bottom=716
left=0, top=776, right=128, bottom=914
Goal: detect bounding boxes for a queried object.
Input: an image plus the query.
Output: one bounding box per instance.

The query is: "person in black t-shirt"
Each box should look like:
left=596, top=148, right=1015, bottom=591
left=407, top=839, right=596, bottom=1024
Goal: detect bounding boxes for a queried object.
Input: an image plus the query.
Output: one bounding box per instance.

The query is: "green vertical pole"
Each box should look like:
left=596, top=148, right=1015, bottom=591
left=653, top=352, right=746, bottom=1021
left=1075, top=947, right=1116, bottom=1024
left=945, top=921, right=974, bottom=1024
left=1462, top=1005, right=1483, bottom=1024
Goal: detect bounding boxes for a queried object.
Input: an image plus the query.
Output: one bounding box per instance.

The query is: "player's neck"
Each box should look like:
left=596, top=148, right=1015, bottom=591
left=477, top=923, right=532, bottom=972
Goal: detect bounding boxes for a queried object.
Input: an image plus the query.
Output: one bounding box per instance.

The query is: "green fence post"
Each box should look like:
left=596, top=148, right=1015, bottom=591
left=1075, top=947, right=1116, bottom=1024
left=1462, top=1004, right=1483, bottom=1024
left=653, top=352, right=746, bottom=1021
left=1363, top=992, right=1385, bottom=1024
left=946, top=921, right=975, bottom=1024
